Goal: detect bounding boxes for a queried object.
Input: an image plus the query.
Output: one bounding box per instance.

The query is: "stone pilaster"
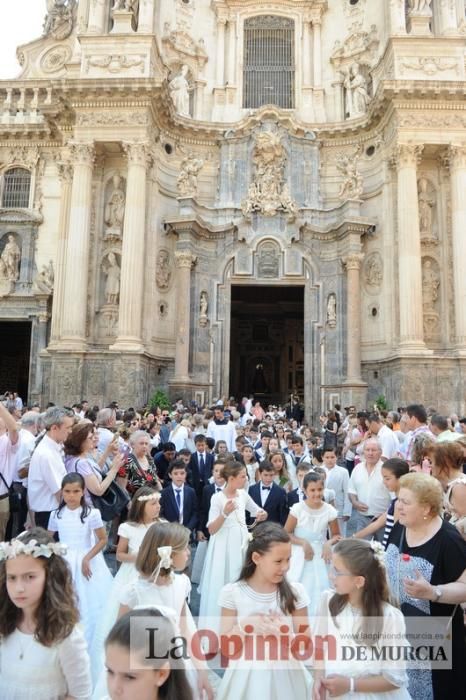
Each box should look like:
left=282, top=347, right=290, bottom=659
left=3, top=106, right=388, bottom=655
left=216, top=18, right=226, bottom=86
left=342, top=253, right=365, bottom=384
left=110, top=142, right=151, bottom=353
left=394, top=144, right=427, bottom=352
left=389, top=0, right=407, bottom=35
left=311, top=13, right=322, bottom=88
left=60, top=143, right=95, bottom=350
left=172, top=251, right=197, bottom=383
left=226, top=18, right=237, bottom=85
left=438, top=0, right=458, bottom=35
left=302, top=18, right=312, bottom=86
left=87, top=0, right=107, bottom=34
left=448, top=145, right=466, bottom=349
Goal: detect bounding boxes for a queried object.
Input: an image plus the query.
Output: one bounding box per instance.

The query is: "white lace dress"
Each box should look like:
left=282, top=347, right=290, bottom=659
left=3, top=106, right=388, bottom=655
left=0, top=626, right=91, bottom=700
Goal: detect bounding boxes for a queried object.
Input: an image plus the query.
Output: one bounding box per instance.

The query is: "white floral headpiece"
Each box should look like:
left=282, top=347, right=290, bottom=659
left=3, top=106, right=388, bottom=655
left=137, top=492, right=160, bottom=502
left=0, top=538, right=67, bottom=562
left=369, top=540, right=386, bottom=567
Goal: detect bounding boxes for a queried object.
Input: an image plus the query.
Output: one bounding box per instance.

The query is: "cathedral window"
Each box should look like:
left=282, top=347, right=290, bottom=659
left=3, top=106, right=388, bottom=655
left=2, top=168, right=31, bottom=209
left=243, top=16, right=295, bottom=110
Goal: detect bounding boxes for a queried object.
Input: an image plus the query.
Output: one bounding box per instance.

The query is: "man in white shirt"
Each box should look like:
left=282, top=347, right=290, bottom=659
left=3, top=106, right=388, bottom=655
left=348, top=438, right=391, bottom=541
left=206, top=406, right=236, bottom=452
left=322, top=448, right=351, bottom=536
left=368, top=413, right=400, bottom=460
left=28, top=406, right=74, bottom=529
left=10, top=411, right=41, bottom=537
left=0, top=401, right=19, bottom=539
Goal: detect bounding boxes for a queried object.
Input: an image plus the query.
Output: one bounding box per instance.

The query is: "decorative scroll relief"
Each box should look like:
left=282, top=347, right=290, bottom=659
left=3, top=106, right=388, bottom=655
left=398, top=57, right=459, bottom=76
left=40, top=45, right=72, bottom=74
left=77, top=111, right=149, bottom=126
left=85, top=54, right=146, bottom=74
left=331, top=23, right=379, bottom=69
left=256, top=241, right=280, bottom=279
left=162, top=23, right=207, bottom=73
left=364, top=252, right=383, bottom=294
left=422, top=256, right=440, bottom=341
left=242, top=130, right=297, bottom=220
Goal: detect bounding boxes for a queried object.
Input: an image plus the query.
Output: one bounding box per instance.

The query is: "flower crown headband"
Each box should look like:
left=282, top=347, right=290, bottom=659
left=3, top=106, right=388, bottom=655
left=137, top=492, right=161, bottom=502
left=369, top=540, right=386, bottom=567
left=0, top=538, right=68, bottom=562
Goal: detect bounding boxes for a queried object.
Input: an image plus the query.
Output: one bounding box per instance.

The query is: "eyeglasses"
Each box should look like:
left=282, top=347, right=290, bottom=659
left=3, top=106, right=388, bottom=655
left=329, top=565, right=353, bottom=578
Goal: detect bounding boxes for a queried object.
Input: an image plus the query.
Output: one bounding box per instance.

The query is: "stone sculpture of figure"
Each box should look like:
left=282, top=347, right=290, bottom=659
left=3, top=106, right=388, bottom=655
left=408, top=0, right=432, bottom=15
left=0, top=234, right=21, bottom=282
left=177, top=152, right=204, bottom=197
left=35, top=260, right=55, bottom=293
left=200, top=291, right=208, bottom=317
left=418, top=178, right=435, bottom=239
left=422, top=260, right=440, bottom=311
left=156, top=250, right=172, bottom=290
left=43, top=0, right=75, bottom=40
left=169, top=65, right=191, bottom=118
left=104, top=173, right=126, bottom=235
left=103, top=252, right=120, bottom=305
left=327, top=294, right=337, bottom=328
left=337, top=154, right=364, bottom=200
left=366, top=255, right=383, bottom=287
left=344, top=63, right=370, bottom=118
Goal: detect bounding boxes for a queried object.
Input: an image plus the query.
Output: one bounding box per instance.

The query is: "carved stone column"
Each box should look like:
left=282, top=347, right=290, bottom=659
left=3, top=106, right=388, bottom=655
left=60, top=143, right=95, bottom=350
left=216, top=18, right=226, bottom=86
left=76, top=0, right=90, bottom=33
left=395, top=144, right=427, bottom=351
left=49, top=158, right=73, bottom=347
left=448, top=145, right=466, bottom=349
left=302, top=19, right=312, bottom=86
left=88, top=0, right=107, bottom=34
left=226, top=18, right=237, bottom=85
left=173, top=251, right=197, bottom=383
left=312, top=14, right=322, bottom=88
left=342, top=253, right=365, bottom=384
left=110, top=143, right=150, bottom=353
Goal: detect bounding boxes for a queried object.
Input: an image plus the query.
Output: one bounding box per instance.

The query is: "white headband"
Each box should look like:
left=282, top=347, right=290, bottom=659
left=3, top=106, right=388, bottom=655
left=0, top=538, right=67, bottom=561
left=137, top=493, right=160, bottom=502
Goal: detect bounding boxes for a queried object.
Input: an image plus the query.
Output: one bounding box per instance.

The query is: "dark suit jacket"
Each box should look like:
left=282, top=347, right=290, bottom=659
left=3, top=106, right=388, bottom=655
left=247, top=482, right=288, bottom=526
left=152, top=452, right=172, bottom=486
left=287, top=487, right=302, bottom=508
left=160, top=484, right=198, bottom=533
left=198, top=482, right=224, bottom=538
left=188, top=452, right=214, bottom=501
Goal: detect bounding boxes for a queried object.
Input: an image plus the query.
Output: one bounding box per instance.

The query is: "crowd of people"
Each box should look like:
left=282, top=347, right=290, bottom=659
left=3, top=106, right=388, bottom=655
left=0, top=391, right=465, bottom=700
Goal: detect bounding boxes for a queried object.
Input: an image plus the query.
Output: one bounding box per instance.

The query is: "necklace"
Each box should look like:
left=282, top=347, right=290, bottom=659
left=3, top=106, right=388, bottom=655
left=17, top=629, right=35, bottom=660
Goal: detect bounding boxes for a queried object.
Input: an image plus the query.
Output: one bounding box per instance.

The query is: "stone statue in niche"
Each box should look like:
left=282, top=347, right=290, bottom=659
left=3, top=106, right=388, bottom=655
left=34, top=261, right=54, bottom=294
left=104, top=173, right=126, bottom=237
left=44, top=0, right=75, bottom=40
left=257, top=242, right=280, bottom=278
left=103, top=252, right=121, bottom=305
left=337, top=152, right=364, bottom=200
left=365, top=253, right=383, bottom=288
left=344, top=63, right=370, bottom=118
left=177, top=152, right=204, bottom=197
left=0, top=234, right=21, bottom=283
left=169, top=65, right=192, bottom=118
left=327, top=294, right=337, bottom=328
left=156, top=250, right=172, bottom=291
left=408, top=0, right=432, bottom=16
left=418, top=178, right=436, bottom=240
left=422, top=259, right=440, bottom=311
left=199, top=291, right=208, bottom=327
left=242, top=130, right=297, bottom=219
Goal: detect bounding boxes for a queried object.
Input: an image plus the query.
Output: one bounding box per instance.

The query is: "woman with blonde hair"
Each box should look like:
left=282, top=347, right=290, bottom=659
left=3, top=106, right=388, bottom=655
left=385, top=472, right=466, bottom=700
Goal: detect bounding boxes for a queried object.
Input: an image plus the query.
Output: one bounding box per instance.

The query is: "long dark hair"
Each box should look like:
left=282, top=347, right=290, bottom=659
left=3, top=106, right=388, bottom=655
left=105, top=608, right=193, bottom=700
left=238, top=522, right=298, bottom=614
left=329, top=539, right=391, bottom=645
left=56, top=473, right=91, bottom=523
left=0, top=528, right=79, bottom=646
left=127, top=485, right=160, bottom=524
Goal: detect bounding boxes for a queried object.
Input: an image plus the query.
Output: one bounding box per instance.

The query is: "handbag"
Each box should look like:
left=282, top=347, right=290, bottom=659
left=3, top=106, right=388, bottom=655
left=76, top=458, right=129, bottom=521
left=0, top=473, right=21, bottom=513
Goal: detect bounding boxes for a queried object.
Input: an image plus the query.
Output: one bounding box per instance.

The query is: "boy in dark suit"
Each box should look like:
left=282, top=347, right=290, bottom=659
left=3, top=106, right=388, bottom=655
left=160, top=459, right=198, bottom=537
left=188, top=434, right=214, bottom=502
left=248, top=461, right=288, bottom=525
left=196, top=457, right=227, bottom=542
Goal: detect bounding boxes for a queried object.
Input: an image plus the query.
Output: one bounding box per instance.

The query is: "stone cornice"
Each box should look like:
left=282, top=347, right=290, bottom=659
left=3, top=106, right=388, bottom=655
left=164, top=212, right=237, bottom=240
left=0, top=208, right=43, bottom=225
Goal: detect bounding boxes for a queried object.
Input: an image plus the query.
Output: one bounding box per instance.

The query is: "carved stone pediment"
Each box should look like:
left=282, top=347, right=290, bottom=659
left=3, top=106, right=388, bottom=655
left=331, top=23, right=379, bottom=69
left=0, top=208, right=43, bottom=225
left=162, top=25, right=207, bottom=74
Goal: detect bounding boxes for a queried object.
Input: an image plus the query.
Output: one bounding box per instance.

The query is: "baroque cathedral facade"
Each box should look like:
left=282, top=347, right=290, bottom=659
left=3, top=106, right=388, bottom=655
left=0, top=0, right=466, bottom=418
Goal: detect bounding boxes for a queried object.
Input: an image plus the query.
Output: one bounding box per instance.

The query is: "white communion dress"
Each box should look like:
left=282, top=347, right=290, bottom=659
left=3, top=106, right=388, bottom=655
left=216, top=580, right=312, bottom=700
left=48, top=506, right=113, bottom=649
left=0, top=625, right=92, bottom=700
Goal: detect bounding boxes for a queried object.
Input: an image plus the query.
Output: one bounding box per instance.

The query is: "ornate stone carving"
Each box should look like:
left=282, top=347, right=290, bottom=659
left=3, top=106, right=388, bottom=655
left=418, top=178, right=437, bottom=242
left=169, top=65, right=192, bottom=118
left=77, top=111, right=148, bottom=126
left=422, top=258, right=440, bottom=311
left=7, top=146, right=40, bottom=169
left=40, top=45, right=72, bottom=73
left=199, top=291, right=209, bottom=327
left=326, top=294, right=337, bottom=328
left=242, top=130, right=297, bottom=220
left=257, top=241, right=280, bottom=278
left=69, top=142, right=95, bottom=167
left=0, top=234, right=21, bottom=284
left=408, top=0, right=432, bottom=16
left=162, top=23, right=208, bottom=73
left=102, top=252, right=121, bottom=305
left=331, top=23, right=379, bottom=69
left=364, top=252, right=383, bottom=291
left=43, top=0, right=75, bottom=41
left=104, top=173, right=126, bottom=238
left=34, top=261, right=54, bottom=294
left=392, top=143, right=423, bottom=169
left=343, top=63, right=371, bottom=118
left=337, top=149, right=364, bottom=200
left=343, top=253, right=364, bottom=271
left=448, top=144, right=466, bottom=170
left=174, top=251, right=197, bottom=269
left=398, top=57, right=458, bottom=75
left=86, top=54, right=145, bottom=74
left=156, top=249, right=172, bottom=291
left=123, top=142, right=151, bottom=168
left=177, top=152, right=204, bottom=197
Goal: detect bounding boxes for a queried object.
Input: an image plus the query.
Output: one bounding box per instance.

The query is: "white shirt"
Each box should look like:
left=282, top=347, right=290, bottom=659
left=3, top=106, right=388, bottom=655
left=260, top=482, right=272, bottom=507
left=376, top=424, right=400, bottom=460
left=28, top=434, right=66, bottom=511
left=348, top=460, right=391, bottom=517
left=171, top=482, right=184, bottom=522
left=0, top=433, right=19, bottom=496
left=326, top=465, right=352, bottom=518
left=206, top=419, right=236, bottom=452
left=15, top=428, right=36, bottom=486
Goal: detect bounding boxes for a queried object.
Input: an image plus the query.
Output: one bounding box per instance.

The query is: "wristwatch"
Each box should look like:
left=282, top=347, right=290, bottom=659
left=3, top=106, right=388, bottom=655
left=431, top=586, right=442, bottom=602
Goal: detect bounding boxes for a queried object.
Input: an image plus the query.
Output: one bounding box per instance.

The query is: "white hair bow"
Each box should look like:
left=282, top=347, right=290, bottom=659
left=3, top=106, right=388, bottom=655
left=151, top=545, right=173, bottom=581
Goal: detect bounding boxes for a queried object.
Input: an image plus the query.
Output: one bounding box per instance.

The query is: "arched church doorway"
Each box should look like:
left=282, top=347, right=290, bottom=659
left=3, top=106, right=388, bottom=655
left=229, top=285, right=304, bottom=405
left=0, top=320, right=31, bottom=399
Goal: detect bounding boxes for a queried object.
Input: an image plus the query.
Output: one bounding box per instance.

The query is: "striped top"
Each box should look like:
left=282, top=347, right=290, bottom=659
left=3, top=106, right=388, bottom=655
left=382, top=498, right=397, bottom=549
